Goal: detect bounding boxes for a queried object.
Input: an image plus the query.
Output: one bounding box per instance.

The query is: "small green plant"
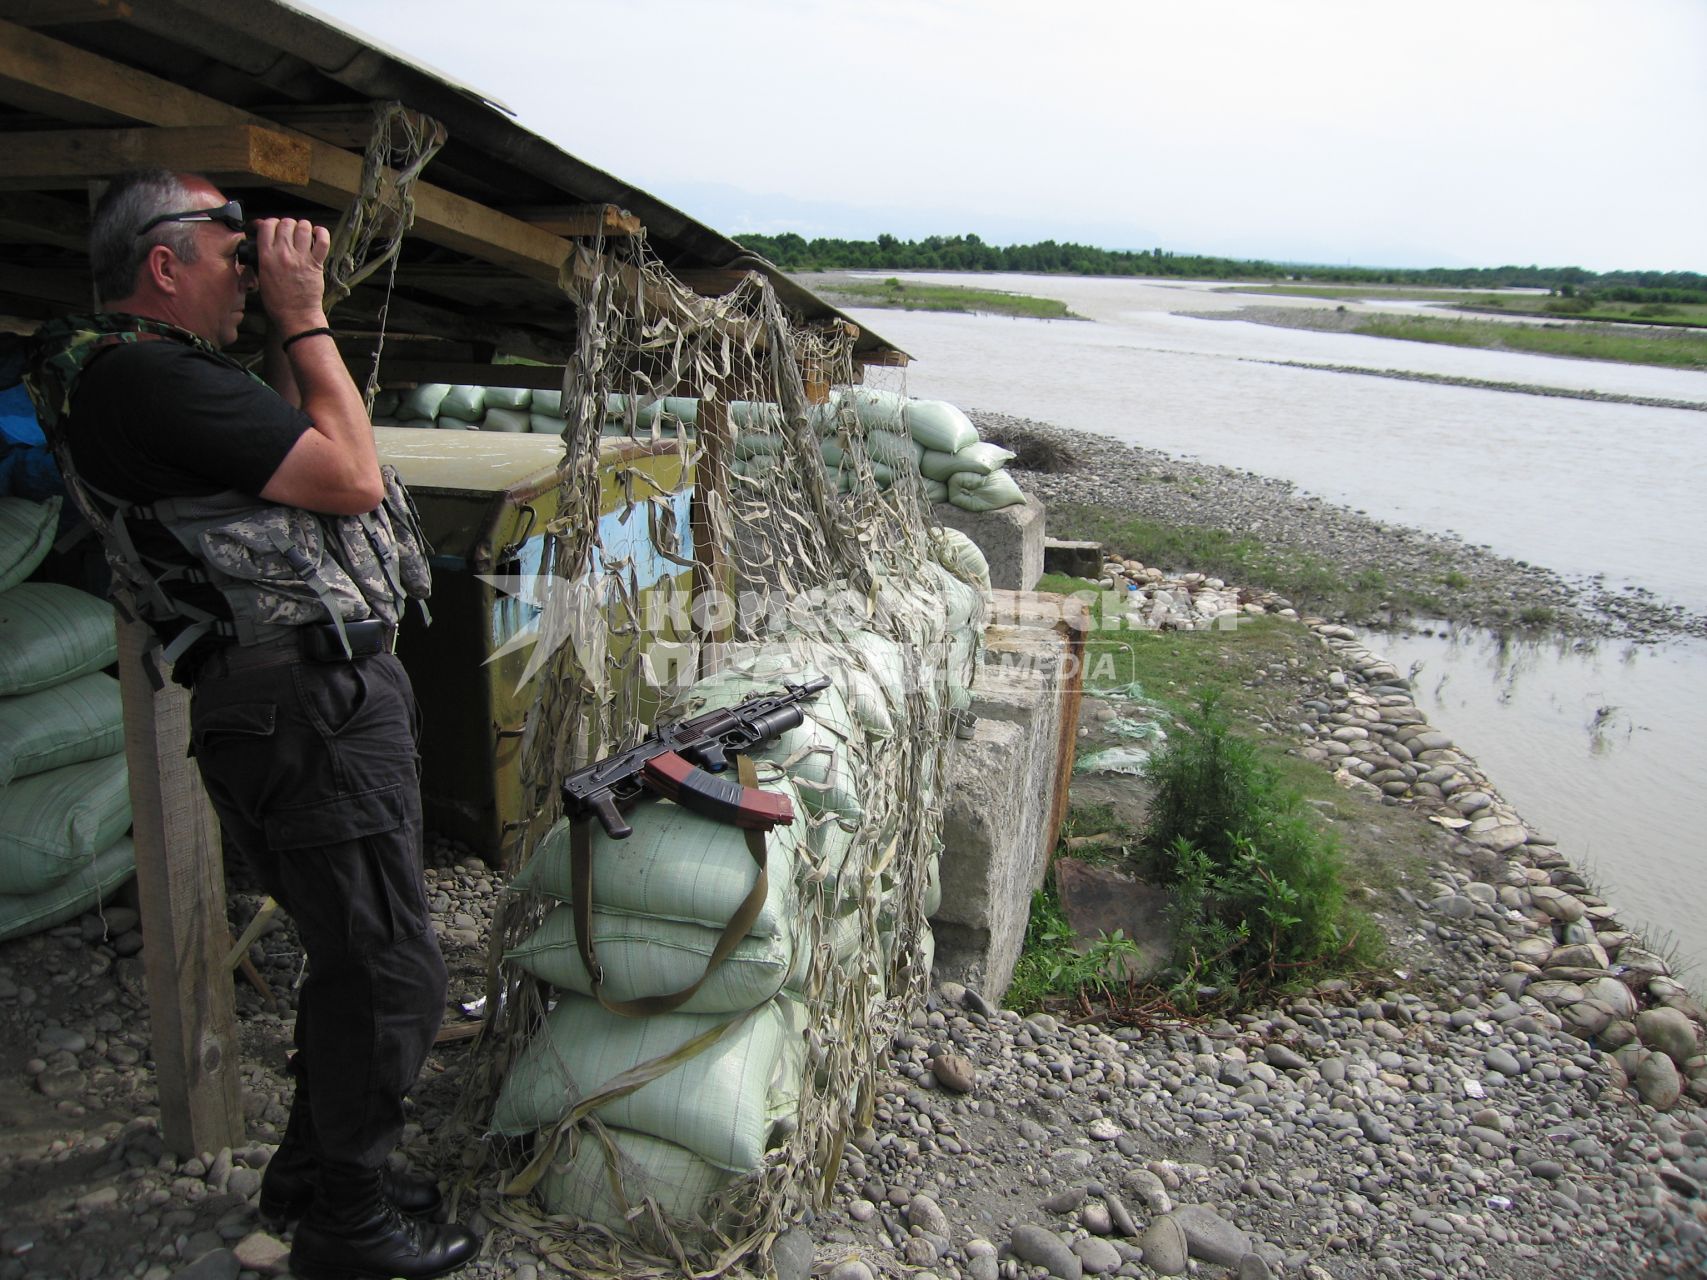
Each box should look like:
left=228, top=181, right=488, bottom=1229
left=1440, top=570, right=1469, bottom=589
left=1143, top=692, right=1376, bottom=1008
left=1005, top=882, right=1148, bottom=1012
left=1517, top=604, right=1556, bottom=627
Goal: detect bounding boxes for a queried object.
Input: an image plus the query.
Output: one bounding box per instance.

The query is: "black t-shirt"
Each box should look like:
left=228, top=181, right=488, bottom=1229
left=66, top=339, right=311, bottom=666
left=68, top=340, right=308, bottom=501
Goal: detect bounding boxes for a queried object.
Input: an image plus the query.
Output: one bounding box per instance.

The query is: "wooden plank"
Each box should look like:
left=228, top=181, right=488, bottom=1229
left=675, top=267, right=759, bottom=298
left=0, top=124, right=313, bottom=190
left=0, top=19, right=577, bottom=283
left=0, top=17, right=214, bottom=125
left=0, top=0, right=133, bottom=24
left=504, top=204, right=642, bottom=238
left=0, top=190, right=89, bottom=250
left=692, top=390, right=734, bottom=672
left=0, top=261, right=90, bottom=307
left=116, top=619, right=243, bottom=1159
left=856, top=348, right=911, bottom=368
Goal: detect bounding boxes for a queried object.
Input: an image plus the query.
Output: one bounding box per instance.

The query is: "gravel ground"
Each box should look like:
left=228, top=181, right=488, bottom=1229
left=970, top=410, right=1706, bottom=641
left=2, top=437, right=1704, bottom=1279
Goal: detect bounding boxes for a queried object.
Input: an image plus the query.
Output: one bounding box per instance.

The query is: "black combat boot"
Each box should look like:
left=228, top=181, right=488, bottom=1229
left=257, top=1087, right=442, bottom=1229
left=288, top=1166, right=477, bottom=1280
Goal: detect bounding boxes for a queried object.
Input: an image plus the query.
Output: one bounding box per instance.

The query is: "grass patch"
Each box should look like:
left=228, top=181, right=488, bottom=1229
left=819, top=277, right=1077, bottom=320
left=1005, top=878, right=1144, bottom=1015
left=1230, top=283, right=1707, bottom=329
left=1038, top=506, right=1447, bottom=620
left=1350, top=314, right=1707, bottom=370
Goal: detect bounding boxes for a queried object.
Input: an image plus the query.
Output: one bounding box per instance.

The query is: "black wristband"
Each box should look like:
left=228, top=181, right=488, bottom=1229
left=281, top=326, right=334, bottom=351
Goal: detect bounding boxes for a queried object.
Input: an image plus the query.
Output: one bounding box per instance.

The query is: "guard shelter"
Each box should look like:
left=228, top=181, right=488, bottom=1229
left=0, top=0, right=906, bottom=1161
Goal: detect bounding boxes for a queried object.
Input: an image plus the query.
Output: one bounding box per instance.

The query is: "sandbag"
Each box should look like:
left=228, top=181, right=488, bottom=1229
left=0, top=496, right=60, bottom=593
left=844, top=387, right=906, bottom=432
left=393, top=418, right=436, bottom=431
left=0, top=753, right=131, bottom=895
left=729, top=401, right=781, bottom=432
left=906, top=399, right=978, bottom=453
left=920, top=561, right=985, bottom=631
left=672, top=654, right=865, bottom=818
left=930, top=526, right=992, bottom=590
left=733, top=428, right=785, bottom=461
left=532, top=389, right=563, bottom=416
left=866, top=428, right=923, bottom=471
left=820, top=440, right=845, bottom=468
left=0, top=836, right=135, bottom=944
left=948, top=469, right=1026, bottom=513
left=923, top=478, right=949, bottom=504
left=435, top=417, right=479, bottom=431
left=436, top=384, right=486, bottom=423
left=0, top=584, right=118, bottom=696
left=922, top=442, right=1015, bottom=481
left=511, top=798, right=804, bottom=937
left=398, top=383, right=451, bottom=421
left=484, top=385, right=533, bottom=411
left=530, top=413, right=564, bottom=435
left=369, top=390, right=401, bottom=419
left=0, top=671, right=123, bottom=786
left=491, top=995, right=793, bottom=1173
left=480, top=408, right=531, bottom=433
left=537, top=1125, right=731, bottom=1234
left=507, top=906, right=794, bottom=1014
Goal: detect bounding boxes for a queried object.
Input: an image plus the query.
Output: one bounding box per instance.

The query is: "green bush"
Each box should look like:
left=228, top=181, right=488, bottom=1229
left=1143, top=692, right=1368, bottom=1007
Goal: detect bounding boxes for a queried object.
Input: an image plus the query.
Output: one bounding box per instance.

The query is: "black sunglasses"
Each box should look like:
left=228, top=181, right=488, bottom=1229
left=135, top=200, right=246, bottom=237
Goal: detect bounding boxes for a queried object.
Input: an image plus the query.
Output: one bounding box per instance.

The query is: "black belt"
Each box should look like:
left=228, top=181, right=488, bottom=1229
left=194, top=619, right=397, bottom=681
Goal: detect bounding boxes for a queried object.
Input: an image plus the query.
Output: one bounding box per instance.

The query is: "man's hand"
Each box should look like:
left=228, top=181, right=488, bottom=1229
left=253, top=217, right=333, bottom=336
left=251, top=216, right=384, bottom=516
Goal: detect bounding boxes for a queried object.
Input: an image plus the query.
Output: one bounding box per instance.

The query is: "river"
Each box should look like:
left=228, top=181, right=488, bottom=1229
left=844, top=273, right=1707, bottom=973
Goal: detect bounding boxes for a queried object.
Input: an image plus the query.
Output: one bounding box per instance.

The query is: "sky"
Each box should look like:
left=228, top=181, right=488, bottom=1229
left=299, top=0, right=1707, bottom=273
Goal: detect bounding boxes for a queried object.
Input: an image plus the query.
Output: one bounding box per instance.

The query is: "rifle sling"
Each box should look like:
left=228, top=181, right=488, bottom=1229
left=570, top=754, right=771, bottom=1018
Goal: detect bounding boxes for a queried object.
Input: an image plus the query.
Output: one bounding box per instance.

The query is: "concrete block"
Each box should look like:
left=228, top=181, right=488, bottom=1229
left=934, top=717, right=1055, bottom=998
left=1044, top=538, right=1103, bottom=580
left=931, top=606, right=1080, bottom=1001
left=930, top=494, right=1045, bottom=592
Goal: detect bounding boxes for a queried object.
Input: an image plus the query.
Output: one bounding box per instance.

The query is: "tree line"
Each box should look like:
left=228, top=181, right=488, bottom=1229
left=733, top=231, right=1706, bottom=299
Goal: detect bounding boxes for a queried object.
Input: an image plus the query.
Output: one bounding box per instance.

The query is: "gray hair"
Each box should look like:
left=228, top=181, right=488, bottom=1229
left=89, top=170, right=203, bottom=303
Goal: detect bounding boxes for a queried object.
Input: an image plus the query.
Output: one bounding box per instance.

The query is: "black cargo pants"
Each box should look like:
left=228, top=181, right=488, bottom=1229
left=189, top=643, right=446, bottom=1171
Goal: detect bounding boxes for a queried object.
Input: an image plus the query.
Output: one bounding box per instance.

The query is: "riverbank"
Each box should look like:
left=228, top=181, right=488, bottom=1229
left=1194, top=305, right=1707, bottom=374
left=969, top=410, right=1707, bottom=642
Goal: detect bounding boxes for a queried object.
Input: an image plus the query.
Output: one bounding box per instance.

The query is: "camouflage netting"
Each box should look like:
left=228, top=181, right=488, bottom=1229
left=436, top=229, right=988, bottom=1275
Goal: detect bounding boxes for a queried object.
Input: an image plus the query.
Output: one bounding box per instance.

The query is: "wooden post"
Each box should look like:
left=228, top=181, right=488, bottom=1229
left=117, top=619, right=242, bottom=1158
left=691, top=387, right=735, bottom=676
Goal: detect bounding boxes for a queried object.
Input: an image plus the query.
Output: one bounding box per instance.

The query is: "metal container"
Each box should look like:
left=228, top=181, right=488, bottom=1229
left=377, top=428, right=694, bottom=864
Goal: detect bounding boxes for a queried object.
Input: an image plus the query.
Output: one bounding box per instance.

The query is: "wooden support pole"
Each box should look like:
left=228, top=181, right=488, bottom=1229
left=691, top=387, right=734, bottom=676
left=116, top=619, right=242, bottom=1158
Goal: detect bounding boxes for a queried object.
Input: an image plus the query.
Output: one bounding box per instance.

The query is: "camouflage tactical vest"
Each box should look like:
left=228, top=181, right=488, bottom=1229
left=23, top=313, right=431, bottom=668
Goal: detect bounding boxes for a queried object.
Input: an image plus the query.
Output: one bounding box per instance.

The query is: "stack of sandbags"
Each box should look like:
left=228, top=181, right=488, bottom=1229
left=806, top=389, right=1026, bottom=511
left=0, top=497, right=134, bottom=942
left=369, top=382, right=1025, bottom=512
left=494, top=556, right=991, bottom=1234
left=493, top=738, right=815, bottom=1229
left=370, top=385, right=566, bottom=435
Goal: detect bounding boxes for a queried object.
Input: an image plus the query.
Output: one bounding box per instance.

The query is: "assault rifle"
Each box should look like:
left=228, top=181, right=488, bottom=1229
left=561, top=675, right=831, bottom=838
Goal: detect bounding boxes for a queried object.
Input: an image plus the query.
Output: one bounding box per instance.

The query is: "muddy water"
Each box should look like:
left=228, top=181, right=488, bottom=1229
left=849, top=276, right=1707, bottom=969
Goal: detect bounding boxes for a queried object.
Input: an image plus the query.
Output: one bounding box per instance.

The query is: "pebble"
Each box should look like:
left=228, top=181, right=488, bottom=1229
left=1009, top=1223, right=1082, bottom=1280
left=1140, top=1216, right=1189, bottom=1276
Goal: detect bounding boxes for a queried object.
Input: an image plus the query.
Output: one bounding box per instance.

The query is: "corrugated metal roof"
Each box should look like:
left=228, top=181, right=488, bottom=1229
left=0, top=0, right=908, bottom=367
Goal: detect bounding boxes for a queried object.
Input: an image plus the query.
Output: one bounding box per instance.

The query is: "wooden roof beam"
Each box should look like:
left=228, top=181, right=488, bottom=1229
left=0, top=1, right=134, bottom=26
left=0, top=190, right=90, bottom=250
left=0, top=124, right=312, bottom=190
left=503, top=204, right=642, bottom=239
left=0, top=19, right=576, bottom=284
